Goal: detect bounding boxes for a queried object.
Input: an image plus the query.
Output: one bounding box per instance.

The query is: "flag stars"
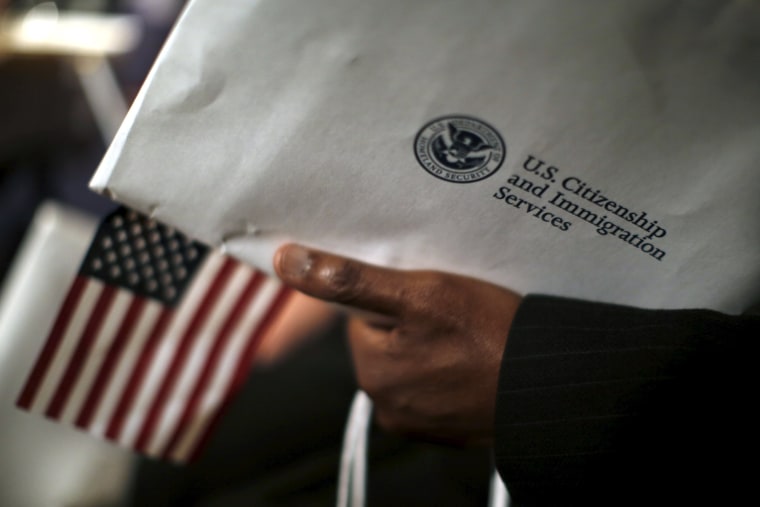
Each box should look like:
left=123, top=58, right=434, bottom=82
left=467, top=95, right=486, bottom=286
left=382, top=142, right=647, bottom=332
left=95, top=208, right=188, bottom=298
left=83, top=208, right=209, bottom=306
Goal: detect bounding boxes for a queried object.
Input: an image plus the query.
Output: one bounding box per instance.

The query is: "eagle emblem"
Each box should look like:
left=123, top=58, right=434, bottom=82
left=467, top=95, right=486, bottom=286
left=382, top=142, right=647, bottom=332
left=432, top=122, right=495, bottom=170
left=414, top=116, right=505, bottom=184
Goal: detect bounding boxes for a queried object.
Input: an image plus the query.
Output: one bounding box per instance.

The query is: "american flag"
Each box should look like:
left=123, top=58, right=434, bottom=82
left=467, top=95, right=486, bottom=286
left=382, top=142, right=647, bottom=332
left=16, top=207, right=292, bottom=462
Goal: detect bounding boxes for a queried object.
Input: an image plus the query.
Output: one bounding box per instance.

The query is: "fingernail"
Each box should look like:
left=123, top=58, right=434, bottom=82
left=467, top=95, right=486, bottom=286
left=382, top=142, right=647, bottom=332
left=279, top=245, right=312, bottom=279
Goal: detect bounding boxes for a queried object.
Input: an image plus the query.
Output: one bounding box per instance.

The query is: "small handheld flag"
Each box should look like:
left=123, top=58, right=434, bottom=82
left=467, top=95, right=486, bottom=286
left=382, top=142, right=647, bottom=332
left=17, top=207, right=292, bottom=462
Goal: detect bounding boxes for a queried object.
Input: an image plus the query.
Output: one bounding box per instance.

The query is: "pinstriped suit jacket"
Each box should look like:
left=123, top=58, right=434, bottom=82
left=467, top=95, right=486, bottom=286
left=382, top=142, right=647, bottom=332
left=495, top=296, right=760, bottom=506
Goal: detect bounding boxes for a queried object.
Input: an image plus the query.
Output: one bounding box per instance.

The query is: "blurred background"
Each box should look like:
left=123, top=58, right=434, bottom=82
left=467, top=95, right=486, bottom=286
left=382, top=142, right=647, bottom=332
left=1, top=0, right=184, bottom=282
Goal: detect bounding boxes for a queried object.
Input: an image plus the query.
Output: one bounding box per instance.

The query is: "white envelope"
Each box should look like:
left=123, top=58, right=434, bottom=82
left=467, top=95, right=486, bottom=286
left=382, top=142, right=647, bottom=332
left=91, top=0, right=760, bottom=313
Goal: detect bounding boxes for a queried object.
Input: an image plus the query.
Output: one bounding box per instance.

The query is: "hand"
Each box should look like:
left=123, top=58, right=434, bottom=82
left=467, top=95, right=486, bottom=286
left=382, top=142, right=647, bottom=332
left=274, top=244, right=522, bottom=446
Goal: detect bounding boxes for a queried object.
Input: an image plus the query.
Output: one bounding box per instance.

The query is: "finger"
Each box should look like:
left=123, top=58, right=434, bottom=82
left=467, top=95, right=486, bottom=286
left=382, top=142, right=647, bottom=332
left=273, top=244, right=412, bottom=316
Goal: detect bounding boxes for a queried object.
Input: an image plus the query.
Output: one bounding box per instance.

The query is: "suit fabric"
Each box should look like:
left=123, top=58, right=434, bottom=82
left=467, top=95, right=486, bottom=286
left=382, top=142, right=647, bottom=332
left=495, top=296, right=760, bottom=506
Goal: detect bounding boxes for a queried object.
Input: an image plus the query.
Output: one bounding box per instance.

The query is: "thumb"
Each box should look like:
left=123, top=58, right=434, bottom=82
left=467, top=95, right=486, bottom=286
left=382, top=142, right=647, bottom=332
left=274, top=244, right=409, bottom=317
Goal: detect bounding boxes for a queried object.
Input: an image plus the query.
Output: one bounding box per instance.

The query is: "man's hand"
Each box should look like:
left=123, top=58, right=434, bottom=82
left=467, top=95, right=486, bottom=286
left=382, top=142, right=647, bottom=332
left=274, top=244, right=522, bottom=446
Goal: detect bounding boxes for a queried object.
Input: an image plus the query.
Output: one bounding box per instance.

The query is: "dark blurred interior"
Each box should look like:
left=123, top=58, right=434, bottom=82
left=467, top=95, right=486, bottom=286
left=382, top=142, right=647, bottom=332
left=1, top=0, right=182, bottom=281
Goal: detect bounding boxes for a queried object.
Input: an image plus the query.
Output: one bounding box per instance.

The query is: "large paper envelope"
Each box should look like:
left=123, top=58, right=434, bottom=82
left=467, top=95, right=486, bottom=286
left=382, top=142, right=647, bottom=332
left=91, top=0, right=760, bottom=313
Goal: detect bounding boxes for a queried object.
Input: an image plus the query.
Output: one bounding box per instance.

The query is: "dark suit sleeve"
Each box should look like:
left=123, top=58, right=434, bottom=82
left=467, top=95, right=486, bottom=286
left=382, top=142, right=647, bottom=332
left=493, top=295, right=760, bottom=507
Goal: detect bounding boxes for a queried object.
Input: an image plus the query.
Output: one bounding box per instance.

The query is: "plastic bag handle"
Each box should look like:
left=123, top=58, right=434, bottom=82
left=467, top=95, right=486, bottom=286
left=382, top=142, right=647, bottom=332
left=337, top=390, right=510, bottom=507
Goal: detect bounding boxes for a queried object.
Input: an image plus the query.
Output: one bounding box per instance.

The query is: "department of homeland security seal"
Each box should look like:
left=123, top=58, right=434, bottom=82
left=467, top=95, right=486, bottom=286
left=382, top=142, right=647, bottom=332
left=414, top=116, right=505, bottom=183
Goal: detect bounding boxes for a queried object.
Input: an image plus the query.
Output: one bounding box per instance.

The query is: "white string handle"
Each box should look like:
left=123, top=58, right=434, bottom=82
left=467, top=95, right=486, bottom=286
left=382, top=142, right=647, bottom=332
left=337, top=391, right=372, bottom=507
left=337, top=390, right=510, bottom=507
left=489, top=468, right=511, bottom=507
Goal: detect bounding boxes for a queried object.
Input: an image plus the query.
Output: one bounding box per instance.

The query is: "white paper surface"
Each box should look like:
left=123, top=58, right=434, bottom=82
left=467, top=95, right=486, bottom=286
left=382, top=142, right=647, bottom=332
left=0, top=203, right=133, bottom=507
left=92, top=0, right=760, bottom=313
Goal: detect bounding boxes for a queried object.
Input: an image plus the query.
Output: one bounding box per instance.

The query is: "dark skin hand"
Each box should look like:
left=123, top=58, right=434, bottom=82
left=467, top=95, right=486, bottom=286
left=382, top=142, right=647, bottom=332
left=274, top=244, right=522, bottom=446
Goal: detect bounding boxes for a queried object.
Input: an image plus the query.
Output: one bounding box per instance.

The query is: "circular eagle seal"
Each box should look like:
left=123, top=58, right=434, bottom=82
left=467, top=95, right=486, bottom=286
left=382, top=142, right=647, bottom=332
left=414, top=116, right=505, bottom=183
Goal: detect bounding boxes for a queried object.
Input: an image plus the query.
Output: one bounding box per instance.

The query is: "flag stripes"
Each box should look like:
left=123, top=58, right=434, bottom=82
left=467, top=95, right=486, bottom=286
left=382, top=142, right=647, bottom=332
left=88, top=301, right=164, bottom=438
left=156, top=270, right=266, bottom=457
left=182, top=284, right=293, bottom=462
left=17, top=245, right=291, bottom=462
left=162, top=280, right=288, bottom=460
left=24, top=279, right=103, bottom=414
left=133, top=256, right=239, bottom=452
left=45, top=283, right=118, bottom=419
left=103, top=305, right=173, bottom=442
left=58, top=288, right=132, bottom=424
left=74, top=297, right=147, bottom=429
left=16, top=276, right=89, bottom=409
